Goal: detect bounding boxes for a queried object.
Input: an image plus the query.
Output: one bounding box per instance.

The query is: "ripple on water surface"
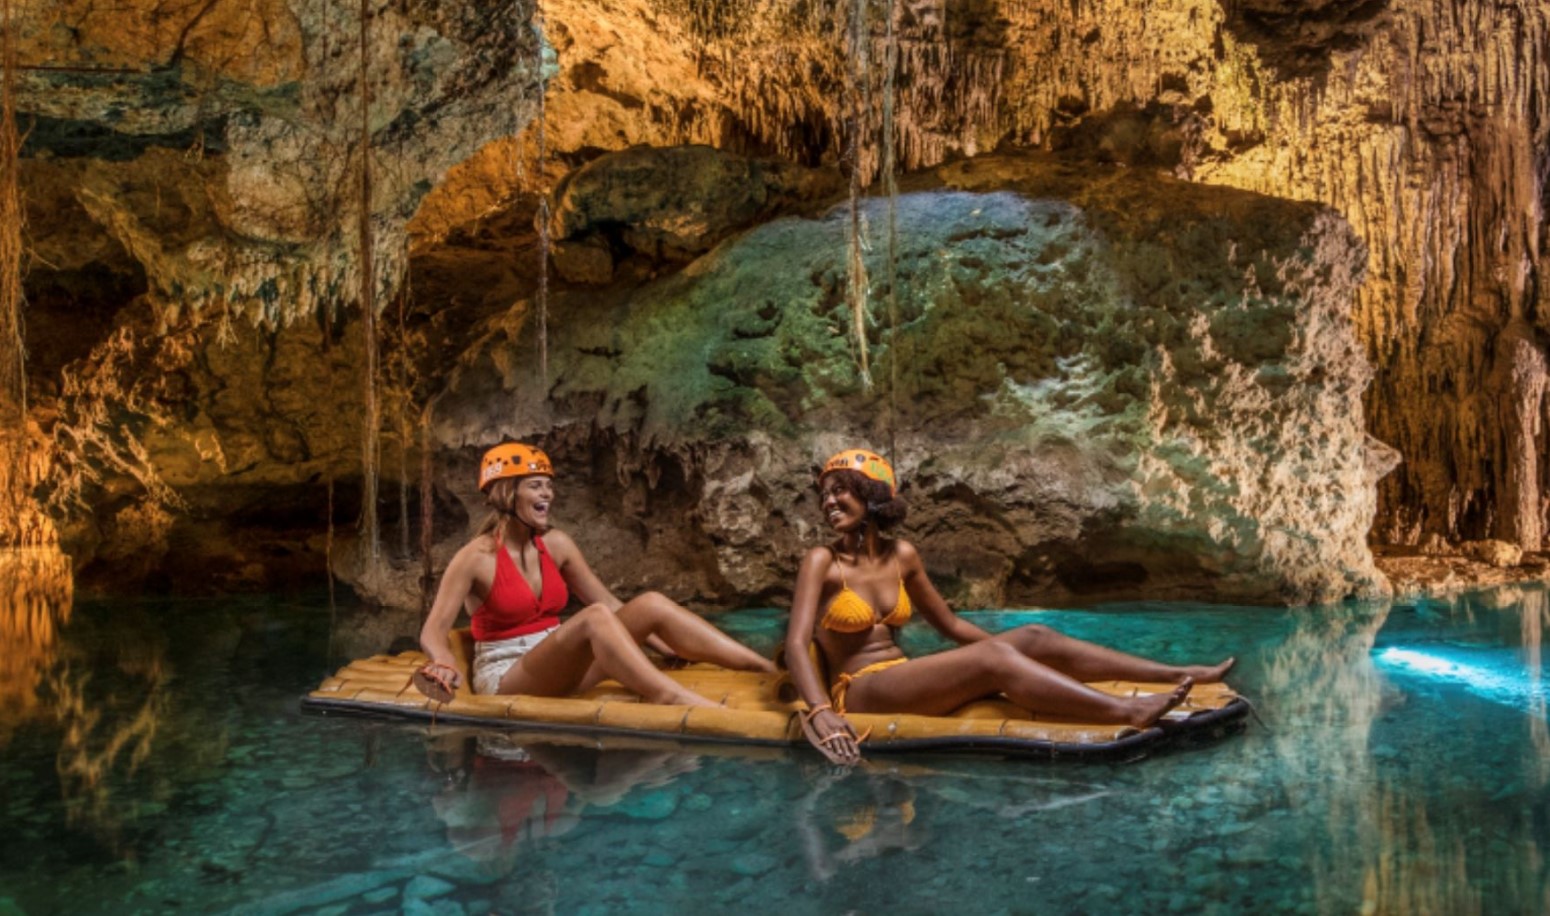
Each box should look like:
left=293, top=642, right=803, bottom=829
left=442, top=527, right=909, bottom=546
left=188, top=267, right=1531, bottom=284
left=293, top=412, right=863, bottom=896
left=1, top=576, right=1548, bottom=914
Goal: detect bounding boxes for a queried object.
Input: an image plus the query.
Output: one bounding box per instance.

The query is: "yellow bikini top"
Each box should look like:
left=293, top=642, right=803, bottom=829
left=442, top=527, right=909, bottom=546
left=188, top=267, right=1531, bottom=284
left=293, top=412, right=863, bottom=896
left=820, top=549, right=912, bottom=633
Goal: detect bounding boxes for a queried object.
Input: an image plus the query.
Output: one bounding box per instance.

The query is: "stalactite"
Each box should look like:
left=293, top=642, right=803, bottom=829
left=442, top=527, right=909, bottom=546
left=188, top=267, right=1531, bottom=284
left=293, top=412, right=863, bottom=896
left=357, top=0, right=381, bottom=563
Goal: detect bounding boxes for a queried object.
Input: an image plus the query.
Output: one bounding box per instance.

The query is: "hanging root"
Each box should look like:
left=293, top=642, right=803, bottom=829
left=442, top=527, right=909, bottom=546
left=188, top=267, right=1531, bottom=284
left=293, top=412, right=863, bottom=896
left=0, top=0, right=29, bottom=540
left=357, top=0, right=382, bottom=565
left=845, top=0, right=873, bottom=392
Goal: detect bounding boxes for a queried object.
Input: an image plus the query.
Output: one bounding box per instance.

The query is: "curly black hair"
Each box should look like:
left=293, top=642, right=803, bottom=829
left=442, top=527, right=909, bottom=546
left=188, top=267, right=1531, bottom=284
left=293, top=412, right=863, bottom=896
left=822, top=468, right=908, bottom=531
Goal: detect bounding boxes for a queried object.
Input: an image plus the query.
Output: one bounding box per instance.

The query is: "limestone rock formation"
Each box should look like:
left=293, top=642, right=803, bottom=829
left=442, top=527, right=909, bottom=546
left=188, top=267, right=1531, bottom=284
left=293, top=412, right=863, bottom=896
left=1461, top=539, right=1523, bottom=569
left=11, top=0, right=1545, bottom=605
left=546, top=145, right=842, bottom=282
left=425, top=154, right=1389, bottom=608
left=523, top=0, right=1549, bottom=552
left=18, top=0, right=547, bottom=323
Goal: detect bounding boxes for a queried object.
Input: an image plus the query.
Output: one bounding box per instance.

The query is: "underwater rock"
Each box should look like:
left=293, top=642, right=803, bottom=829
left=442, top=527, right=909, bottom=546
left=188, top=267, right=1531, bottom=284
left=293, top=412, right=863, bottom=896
left=609, top=787, right=680, bottom=821
left=403, top=876, right=457, bottom=903
left=426, top=152, right=1390, bottom=607
left=728, top=852, right=779, bottom=877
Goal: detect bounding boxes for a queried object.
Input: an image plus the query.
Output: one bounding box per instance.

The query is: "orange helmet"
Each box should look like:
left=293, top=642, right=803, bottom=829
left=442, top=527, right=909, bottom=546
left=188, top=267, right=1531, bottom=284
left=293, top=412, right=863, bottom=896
left=479, top=442, right=554, bottom=492
left=820, top=448, right=896, bottom=497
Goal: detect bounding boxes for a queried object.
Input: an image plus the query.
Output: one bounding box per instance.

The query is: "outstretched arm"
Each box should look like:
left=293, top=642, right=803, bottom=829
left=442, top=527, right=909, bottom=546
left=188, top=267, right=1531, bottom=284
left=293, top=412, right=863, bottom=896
left=417, top=542, right=480, bottom=688
left=897, top=541, right=992, bottom=646
left=786, top=547, right=862, bottom=765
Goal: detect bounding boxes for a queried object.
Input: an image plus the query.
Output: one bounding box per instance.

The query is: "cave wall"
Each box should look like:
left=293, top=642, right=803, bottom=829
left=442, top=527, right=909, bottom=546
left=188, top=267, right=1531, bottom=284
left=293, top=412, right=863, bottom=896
left=449, top=0, right=1543, bottom=550
left=7, top=0, right=544, bottom=570
left=6, top=0, right=1547, bottom=601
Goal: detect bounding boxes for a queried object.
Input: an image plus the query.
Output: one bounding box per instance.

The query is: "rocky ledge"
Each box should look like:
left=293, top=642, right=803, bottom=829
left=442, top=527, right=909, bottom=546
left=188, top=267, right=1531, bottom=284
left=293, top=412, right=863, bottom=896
left=1375, top=543, right=1550, bottom=601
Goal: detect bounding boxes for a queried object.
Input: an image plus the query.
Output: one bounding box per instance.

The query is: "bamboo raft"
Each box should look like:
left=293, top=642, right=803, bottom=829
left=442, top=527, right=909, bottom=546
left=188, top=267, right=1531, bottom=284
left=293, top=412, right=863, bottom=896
left=302, top=630, right=1248, bottom=758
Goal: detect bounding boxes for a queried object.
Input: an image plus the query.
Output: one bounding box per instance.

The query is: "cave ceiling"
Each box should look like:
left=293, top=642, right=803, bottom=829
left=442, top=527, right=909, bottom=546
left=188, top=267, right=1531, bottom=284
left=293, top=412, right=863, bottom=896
left=6, top=0, right=1550, bottom=575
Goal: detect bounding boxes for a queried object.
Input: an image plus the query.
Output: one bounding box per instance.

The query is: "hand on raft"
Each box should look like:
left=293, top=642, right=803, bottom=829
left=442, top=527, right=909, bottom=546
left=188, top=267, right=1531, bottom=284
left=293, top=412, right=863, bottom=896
left=412, top=661, right=461, bottom=703
left=801, top=703, right=866, bottom=766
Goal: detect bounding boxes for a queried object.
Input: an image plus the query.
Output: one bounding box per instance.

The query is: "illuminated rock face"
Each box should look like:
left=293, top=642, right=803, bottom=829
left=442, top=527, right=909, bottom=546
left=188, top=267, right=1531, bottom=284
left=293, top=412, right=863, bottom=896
left=12, top=0, right=1545, bottom=600
left=17, top=0, right=547, bottom=322
left=429, top=155, right=1388, bottom=607
left=524, top=0, right=1548, bottom=549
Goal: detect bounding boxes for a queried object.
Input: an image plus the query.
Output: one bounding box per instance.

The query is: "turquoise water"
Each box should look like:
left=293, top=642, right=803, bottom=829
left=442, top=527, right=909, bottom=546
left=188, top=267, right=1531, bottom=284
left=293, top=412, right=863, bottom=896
left=3, top=576, right=1550, bottom=914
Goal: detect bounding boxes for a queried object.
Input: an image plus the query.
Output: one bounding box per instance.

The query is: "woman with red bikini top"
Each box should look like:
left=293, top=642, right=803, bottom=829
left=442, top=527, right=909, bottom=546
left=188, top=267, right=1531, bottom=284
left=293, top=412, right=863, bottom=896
left=414, top=441, right=773, bottom=706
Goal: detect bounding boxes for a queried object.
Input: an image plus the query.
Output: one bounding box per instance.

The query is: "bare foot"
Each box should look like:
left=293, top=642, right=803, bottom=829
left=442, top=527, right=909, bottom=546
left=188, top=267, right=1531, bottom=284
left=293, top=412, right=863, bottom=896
left=1180, top=658, right=1235, bottom=683
left=1126, top=678, right=1193, bottom=727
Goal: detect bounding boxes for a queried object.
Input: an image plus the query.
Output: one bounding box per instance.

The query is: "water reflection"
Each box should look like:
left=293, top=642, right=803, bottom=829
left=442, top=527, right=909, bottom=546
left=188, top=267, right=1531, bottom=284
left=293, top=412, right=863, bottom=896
left=795, top=765, right=923, bottom=881
left=1256, top=591, right=1550, bottom=912
left=425, top=730, right=703, bottom=871
left=1520, top=589, right=1550, bottom=782
left=48, top=632, right=171, bottom=852
left=0, top=546, right=72, bottom=743
left=1, top=547, right=179, bottom=853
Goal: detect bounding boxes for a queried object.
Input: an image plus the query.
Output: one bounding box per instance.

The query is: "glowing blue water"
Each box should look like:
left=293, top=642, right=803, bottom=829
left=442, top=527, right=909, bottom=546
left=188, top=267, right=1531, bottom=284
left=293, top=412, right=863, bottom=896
left=2, top=587, right=1548, bottom=914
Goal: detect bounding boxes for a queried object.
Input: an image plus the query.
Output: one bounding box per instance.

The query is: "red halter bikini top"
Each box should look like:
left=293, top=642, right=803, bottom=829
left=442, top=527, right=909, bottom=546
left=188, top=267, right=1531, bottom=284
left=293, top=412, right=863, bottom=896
left=471, top=535, right=569, bottom=641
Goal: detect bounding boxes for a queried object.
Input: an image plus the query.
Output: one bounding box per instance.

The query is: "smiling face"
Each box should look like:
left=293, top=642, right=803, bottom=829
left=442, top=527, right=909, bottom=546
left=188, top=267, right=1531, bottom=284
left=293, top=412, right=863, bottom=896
left=820, top=473, right=868, bottom=534
left=511, top=475, right=555, bottom=531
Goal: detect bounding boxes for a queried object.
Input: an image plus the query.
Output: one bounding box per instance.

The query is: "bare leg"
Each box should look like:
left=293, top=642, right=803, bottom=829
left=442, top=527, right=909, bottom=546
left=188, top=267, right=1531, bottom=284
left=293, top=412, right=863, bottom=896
left=613, top=592, right=776, bottom=672
left=998, top=624, right=1234, bottom=684
left=500, top=604, right=716, bottom=707
left=844, top=642, right=1190, bottom=727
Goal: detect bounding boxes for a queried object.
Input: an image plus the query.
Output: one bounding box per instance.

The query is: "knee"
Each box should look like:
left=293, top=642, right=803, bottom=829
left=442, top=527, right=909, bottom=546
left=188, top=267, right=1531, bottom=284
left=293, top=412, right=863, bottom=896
left=639, top=591, right=681, bottom=614
left=1014, top=624, right=1055, bottom=648
left=635, top=592, right=672, bottom=613
left=572, top=603, right=620, bottom=634
left=623, top=591, right=678, bottom=620
left=977, top=641, right=1024, bottom=676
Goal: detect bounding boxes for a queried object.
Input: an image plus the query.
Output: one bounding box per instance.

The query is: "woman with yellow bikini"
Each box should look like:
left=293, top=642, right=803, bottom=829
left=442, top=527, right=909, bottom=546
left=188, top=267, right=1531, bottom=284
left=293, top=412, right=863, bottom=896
left=785, top=448, right=1235, bottom=765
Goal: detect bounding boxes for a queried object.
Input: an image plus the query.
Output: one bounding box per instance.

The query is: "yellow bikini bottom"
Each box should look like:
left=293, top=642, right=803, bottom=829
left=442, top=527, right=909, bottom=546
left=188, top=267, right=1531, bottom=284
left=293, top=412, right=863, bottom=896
left=830, top=657, right=909, bottom=714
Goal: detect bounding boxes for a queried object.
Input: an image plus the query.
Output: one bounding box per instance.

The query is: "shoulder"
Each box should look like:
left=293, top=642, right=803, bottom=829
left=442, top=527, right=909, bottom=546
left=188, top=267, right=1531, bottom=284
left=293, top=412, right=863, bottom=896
left=539, top=528, right=582, bottom=559
left=891, top=539, right=924, bottom=568
left=801, top=544, right=835, bottom=565
left=445, top=537, right=494, bottom=578
left=799, top=545, right=835, bottom=574
left=453, top=536, right=494, bottom=563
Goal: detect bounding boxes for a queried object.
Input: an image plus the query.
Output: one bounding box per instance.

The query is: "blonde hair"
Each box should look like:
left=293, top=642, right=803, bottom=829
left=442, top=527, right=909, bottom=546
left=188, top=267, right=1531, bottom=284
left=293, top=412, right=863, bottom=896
left=476, top=476, right=522, bottom=550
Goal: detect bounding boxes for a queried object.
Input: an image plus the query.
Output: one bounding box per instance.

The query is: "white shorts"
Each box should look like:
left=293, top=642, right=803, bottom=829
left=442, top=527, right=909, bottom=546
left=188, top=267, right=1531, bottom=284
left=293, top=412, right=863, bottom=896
left=472, top=625, right=560, bottom=696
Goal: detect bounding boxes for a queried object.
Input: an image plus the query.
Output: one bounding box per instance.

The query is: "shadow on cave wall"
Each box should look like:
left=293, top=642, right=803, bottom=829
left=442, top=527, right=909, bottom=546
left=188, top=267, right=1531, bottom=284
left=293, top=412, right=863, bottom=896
left=1217, top=0, right=1394, bottom=81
